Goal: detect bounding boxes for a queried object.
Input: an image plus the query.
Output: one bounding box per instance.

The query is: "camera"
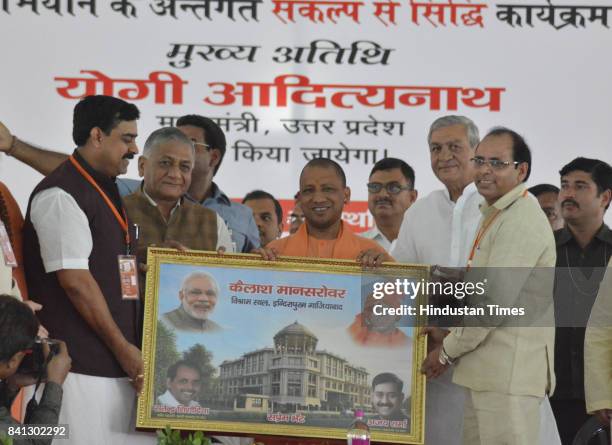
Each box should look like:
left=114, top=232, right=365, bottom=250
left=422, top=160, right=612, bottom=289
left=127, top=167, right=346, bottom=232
left=17, top=338, right=61, bottom=379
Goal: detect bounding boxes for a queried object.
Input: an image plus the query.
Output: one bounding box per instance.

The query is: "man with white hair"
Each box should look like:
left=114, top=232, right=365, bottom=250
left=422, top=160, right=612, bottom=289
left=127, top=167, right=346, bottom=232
left=123, top=126, right=233, bottom=263
left=392, top=115, right=482, bottom=267
left=391, top=115, right=482, bottom=445
left=162, top=271, right=222, bottom=332
left=391, top=116, right=560, bottom=444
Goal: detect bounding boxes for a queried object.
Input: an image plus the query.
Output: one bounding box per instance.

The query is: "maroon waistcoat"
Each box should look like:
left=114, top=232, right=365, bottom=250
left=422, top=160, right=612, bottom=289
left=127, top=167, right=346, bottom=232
left=23, top=154, right=140, bottom=378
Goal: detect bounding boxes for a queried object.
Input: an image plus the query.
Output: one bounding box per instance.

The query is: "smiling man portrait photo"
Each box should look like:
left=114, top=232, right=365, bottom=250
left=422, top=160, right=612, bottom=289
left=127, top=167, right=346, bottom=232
left=162, top=271, right=223, bottom=333
left=157, top=360, right=203, bottom=407
left=371, top=372, right=409, bottom=421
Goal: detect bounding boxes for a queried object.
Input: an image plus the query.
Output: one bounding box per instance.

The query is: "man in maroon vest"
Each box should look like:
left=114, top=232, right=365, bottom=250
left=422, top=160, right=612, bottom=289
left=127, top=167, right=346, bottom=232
left=23, top=95, right=152, bottom=445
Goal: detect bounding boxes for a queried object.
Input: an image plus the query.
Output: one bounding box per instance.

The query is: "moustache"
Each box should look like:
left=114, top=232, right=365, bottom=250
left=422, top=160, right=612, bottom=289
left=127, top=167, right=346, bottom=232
left=376, top=403, right=393, bottom=408
left=375, top=199, right=392, bottom=206
left=562, top=199, right=579, bottom=208
left=122, top=153, right=135, bottom=160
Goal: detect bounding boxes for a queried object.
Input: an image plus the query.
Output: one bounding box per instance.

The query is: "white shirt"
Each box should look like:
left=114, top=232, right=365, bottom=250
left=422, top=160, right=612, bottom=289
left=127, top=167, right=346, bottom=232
left=31, top=188, right=93, bottom=272
left=156, top=389, right=201, bottom=408
left=361, top=225, right=393, bottom=252
left=31, top=188, right=235, bottom=274
left=391, top=182, right=482, bottom=267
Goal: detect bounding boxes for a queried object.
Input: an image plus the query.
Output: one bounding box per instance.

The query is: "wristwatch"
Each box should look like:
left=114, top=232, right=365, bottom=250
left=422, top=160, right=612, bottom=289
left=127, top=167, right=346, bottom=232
left=438, top=346, right=456, bottom=366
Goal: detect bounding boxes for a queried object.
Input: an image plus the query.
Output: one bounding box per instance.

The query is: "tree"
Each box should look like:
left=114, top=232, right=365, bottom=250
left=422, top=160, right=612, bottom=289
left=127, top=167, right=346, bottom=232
left=155, top=321, right=181, bottom=398
left=182, top=343, right=217, bottom=405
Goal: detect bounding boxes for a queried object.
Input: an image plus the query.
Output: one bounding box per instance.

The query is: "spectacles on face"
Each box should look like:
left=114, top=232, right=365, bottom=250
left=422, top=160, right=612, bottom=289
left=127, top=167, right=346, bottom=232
left=367, top=182, right=412, bottom=195
left=193, top=142, right=211, bottom=150
left=470, top=157, right=520, bottom=170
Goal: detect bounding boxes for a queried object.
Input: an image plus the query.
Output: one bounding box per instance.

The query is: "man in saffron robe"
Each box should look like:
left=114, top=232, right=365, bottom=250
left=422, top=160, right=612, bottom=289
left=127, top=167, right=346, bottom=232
left=253, top=159, right=395, bottom=445
left=347, top=292, right=409, bottom=347
left=260, top=158, right=390, bottom=263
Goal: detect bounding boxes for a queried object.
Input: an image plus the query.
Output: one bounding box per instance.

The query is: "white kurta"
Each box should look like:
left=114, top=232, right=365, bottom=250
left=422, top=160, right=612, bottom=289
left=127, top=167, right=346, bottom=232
left=361, top=225, right=393, bottom=252
left=391, top=183, right=482, bottom=268
left=391, top=183, right=560, bottom=445
left=23, top=374, right=155, bottom=445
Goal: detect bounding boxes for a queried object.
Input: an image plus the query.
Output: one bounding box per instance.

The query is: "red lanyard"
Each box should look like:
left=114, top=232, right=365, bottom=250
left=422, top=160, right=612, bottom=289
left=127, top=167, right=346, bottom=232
left=467, top=189, right=528, bottom=269
left=69, top=156, right=131, bottom=254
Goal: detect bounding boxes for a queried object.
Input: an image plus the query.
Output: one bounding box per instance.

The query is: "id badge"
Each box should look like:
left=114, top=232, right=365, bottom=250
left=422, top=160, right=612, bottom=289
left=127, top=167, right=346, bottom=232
left=0, top=221, right=17, bottom=267
left=118, top=255, right=139, bottom=300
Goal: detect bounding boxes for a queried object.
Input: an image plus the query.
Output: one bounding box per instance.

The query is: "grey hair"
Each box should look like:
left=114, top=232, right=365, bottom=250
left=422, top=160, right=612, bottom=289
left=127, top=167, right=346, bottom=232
left=427, top=115, right=480, bottom=149
left=142, top=126, right=194, bottom=157
left=181, top=271, right=219, bottom=296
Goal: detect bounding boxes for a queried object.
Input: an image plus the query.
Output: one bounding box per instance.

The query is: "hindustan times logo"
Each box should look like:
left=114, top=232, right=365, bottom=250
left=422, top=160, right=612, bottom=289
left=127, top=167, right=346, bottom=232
left=372, top=278, right=487, bottom=300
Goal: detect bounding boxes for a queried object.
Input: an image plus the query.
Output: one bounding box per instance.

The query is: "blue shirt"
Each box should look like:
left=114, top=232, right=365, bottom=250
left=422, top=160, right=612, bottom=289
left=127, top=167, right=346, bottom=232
left=116, top=178, right=260, bottom=253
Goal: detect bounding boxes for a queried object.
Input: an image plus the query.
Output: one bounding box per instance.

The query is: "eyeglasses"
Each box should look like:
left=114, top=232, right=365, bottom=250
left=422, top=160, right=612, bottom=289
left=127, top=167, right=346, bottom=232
left=193, top=142, right=211, bottom=150
left=470, top=157, right=521, bottom=170
left=367, top=182, right=412, bottom=194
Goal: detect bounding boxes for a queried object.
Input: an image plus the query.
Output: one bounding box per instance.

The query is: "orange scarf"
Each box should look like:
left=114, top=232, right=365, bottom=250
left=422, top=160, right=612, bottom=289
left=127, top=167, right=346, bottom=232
left=280, top=222, right=365, bottom=259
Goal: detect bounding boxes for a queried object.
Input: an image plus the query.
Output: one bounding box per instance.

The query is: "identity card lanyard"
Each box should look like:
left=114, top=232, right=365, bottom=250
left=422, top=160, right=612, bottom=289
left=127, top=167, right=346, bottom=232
left=466, top=189, right=528, bottom=270
left=69, top=156, right=139, bottom=300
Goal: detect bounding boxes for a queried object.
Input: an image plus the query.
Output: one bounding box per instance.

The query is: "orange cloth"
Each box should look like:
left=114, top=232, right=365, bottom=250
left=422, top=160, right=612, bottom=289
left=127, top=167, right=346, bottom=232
left=0, top=182, right=26, bottom=421
left=0, top=181, right=28, bottom=299
left=347, top=313, right=409, bottom=347
left=260, top=222, right=392, bottom=445
left=267, top=221, right=387, bottom=259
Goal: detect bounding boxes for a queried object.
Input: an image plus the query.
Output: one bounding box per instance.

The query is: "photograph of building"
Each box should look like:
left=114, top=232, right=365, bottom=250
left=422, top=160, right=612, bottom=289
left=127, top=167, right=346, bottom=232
left=217, top=321, right=370, bottom=413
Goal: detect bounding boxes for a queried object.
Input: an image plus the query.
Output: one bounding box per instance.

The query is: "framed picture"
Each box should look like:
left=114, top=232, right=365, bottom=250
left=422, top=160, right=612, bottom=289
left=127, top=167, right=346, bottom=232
left=137, top=248, right=428, bottom=444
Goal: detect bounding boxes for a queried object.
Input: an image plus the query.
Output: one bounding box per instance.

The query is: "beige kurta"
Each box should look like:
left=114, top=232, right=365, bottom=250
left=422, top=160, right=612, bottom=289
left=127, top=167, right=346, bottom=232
left=442, top=183, right=557, bottom=444
left=584, top=262, right=612, bottom=414
left=443, top=183, right=556, bottom=397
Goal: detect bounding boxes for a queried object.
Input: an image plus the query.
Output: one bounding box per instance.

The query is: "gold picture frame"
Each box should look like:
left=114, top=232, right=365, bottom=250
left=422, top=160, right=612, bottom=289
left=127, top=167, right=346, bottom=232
left=137, top=248, right=427, bottom=444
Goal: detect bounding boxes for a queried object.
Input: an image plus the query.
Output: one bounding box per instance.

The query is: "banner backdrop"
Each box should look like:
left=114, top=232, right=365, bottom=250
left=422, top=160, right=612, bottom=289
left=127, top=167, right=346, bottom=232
left=1, top=0, right=611, bottom=229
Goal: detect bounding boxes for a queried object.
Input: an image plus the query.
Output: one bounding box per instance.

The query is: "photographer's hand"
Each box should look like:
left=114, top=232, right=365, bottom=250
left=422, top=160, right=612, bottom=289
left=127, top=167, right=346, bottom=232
left=46, top=340, right=71, bottom=385
left=5, top=373, right=37, bottom=393
left=22, top=300, right=49, bottom=338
